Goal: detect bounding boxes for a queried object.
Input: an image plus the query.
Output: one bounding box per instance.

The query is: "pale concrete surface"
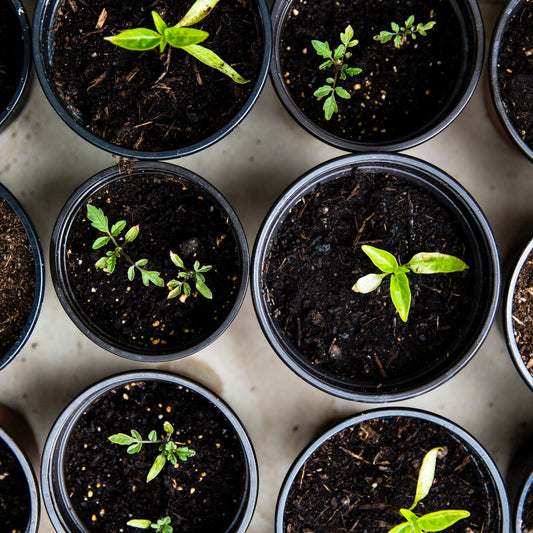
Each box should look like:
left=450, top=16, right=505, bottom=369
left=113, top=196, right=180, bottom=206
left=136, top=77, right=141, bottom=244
left=1, top=0, right=532, bottom=531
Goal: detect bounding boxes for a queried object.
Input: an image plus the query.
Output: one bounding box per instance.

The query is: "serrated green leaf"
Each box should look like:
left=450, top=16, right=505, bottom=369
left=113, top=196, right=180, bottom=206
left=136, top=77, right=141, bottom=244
left=407, top=253, right=468, bottom=275
left=352, top=272, right=387, bottom=294
left=333, top=44, right=344, bottom=61
left=93, top=236, right=110, bottom=249
left=311, top=39, right=332, bottom=59
left=141, top=270, right=164, bottom=287
left=178, top=0, right=219, bottom=27
left=335, top=86, right=351, bottom=99
left=164, top=26, right=209, bottom=48
left=323, top=93, right=338, bottom=120
left=361, top=245, right=399, bottom=272
left=390, top=271, right=411, bottom=322
left=340, top=24, right=354, bottom=46
left=405, top=15, right=415, bottom=28
left=105, top=28, right=162, bottom=51
left=106, top=255, right=117, bottom=273
left=417, top=510, right=470, bottom=531
left=87, top=204, right=109, bottom=233
left=182, top=44, right=249, bottom=83
left=127, top=442, right=143, bottom=454
left=108, top=433, right=136, bottom=445
left=319, top=59, right=333, bottom=69
left=110, top=220, right=126, bottom=237
left=147, top=452, right=167, bottom=482
left=176, top=446, right=196, bottom=461
left=125, top=225, right=139, bottom=243
left=127, top=519, right=153, bottom=529
left=196, top=281, right=212, bottom=299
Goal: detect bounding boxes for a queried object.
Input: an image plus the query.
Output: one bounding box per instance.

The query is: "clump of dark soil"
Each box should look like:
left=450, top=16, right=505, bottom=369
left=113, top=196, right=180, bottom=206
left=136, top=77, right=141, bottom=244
left=512, top=249, right=533, bottom=373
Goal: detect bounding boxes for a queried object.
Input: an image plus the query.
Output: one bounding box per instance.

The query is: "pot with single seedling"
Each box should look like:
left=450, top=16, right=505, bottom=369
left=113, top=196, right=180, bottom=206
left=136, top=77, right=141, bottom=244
left=270, top=0, right=483, bottom=151
left=489, top=0, right=533, bottom=162
left=41, top=370, right=258, bottom=533
left=51, top=160, right=249, bottom=361
left=0, top=182, right=45, bottom=371
left=503, top=235, right=533, bottom=391
left=251, top=153, right=499, bottom=402
left=33, top=0, right=271, bottom=159
left=276, top=407, right=509, bottom=532
left=0, top=0, right=31, bottom=132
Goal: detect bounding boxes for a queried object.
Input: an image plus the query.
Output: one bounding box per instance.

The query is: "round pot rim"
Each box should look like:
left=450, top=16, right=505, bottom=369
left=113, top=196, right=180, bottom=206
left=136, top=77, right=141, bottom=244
left=275, top=406, right=510, bottom=533
left=50, top=161, right=249, bottom=362
left=514, top=466, right=533, bottom=533
left=0, top=0, right=32, bottom=131
left=0, top=182, right=45, bottom=371
left=503, top=234, right=533, bottom=389
left=251, top=152, right=500, bottom=402
left=41, top=369, right=259, bottom=533
left=0, top=424, right=40, bottom=532
left=488, top=0, right=533, bottom=162
left=269, top=0, right=484, bottom=152
left=31, top=0, right=272, bottom=160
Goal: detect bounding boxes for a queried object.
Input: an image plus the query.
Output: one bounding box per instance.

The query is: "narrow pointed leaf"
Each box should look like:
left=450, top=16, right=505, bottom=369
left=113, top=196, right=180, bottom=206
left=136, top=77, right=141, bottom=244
left=110, top=220, right=126, bottom=237
left=352, top=272, right=387, bottom=293
left=168, top=287, right=181, bottom=299
left=410, top=447, right=442, bottom=509
left=183, top=283, right=192, bottom=296
left=152, top=10, right=168, bottom=34
left=197, top=264, right=212, bottom=273
left=361, top=245, right=399, bottom=273
left=147, top=452, right=167, bottom=482
left=182, top=44, right=249, bottom=83
left=108, top=433, right=136, bottom=445
left=387, top=522, right=413, bottom=533
left=390, top=271, right=411, bottom=322
left=333, top=44, right=344, bottom=60
left=128, top=265, right=135, bottom=281
left=178, top=0, right=219, bottom=27
left=335, top=86, right=351, bottom=99
left=417, top=510, right=470, bottom=531
left=106, top=255, right=117, bottom=273
left=127, top=519, right=153, bottom=529
left=400, top=508, right=419, bottom=524
left=135, top=258, right=148, bottom=267
left=170, top=251, right=185, bottom=269
left=314, top=85, right=332, bottom=98
left=407, top=253, right=468, bottom=274
left=196, top=281, right=212, bottom=299
left=164, top=26, right=209, bottom=48
left=105, top=28, right=162, bottom=51
left=323, top=93, right=337, bottom=120
left=93, top=236, right=110, bottom=249
left=125, top=225, right=139, bottom=243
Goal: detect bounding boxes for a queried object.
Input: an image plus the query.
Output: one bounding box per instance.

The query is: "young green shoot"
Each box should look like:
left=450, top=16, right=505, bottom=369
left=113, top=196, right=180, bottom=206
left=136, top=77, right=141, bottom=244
left=109, top=421, right=196, bottom=482
left=87, top=204, right=164, bottom=287
left=128, top=517, right=173, bottom=533
left=374, top=15, right=436, bottom=48
left=352, top=245, right=468, bottom=322
left=104, top=0, right=249, bottom=84
left=387, top=447, right=470, bottom=533
left=167, top=251, right=212, bottom=300
left=312, top=25, right=362, bottom=120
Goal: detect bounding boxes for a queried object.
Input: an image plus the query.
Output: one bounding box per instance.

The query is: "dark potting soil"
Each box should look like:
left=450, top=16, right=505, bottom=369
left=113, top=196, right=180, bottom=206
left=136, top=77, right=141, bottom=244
left=0, top=197, right=35, bottom=356
left=0, top=435, right=31, bottom=532
left=497, top=0, right=533, bottom=151
left=279, top=0, right=464, bottom=143
left=65, top=174, right=241, bottom=353
left=263, top=170, right=474, bottom=387
left=49, top=0, right=263, bottom=152
left=512, top=249, right=533, bottom=374
left=64, top=380, right=247, bottom=533
left=0, top=0, right=24, bottom=111
left=521, top=483, right=533, bottom=533
left=283, top=416, right=500, bottom=533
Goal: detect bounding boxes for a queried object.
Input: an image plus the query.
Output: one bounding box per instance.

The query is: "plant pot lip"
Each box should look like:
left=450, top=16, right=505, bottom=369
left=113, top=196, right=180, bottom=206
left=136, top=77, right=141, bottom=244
left=275, top=406, right=510, bottom=533
left=0, top=182, right=45, bottom=371
left=514, top=466, right=533, bottom=533
left=0, top=0, right=32, bottom=132
left=0, top=424, right=40, bottom=533
left=50, top=160, right=249, bottom=362
left=503, top=234, right=533, bottom=390
left=31, top=0, right=272, bottom=160
left=488, top=0, right=533, bottom=162
left=41, top=369, right=259, bottom=533
left=269, top=0, right=484, bottom=152
left=251, top=152, right=500, bottom=402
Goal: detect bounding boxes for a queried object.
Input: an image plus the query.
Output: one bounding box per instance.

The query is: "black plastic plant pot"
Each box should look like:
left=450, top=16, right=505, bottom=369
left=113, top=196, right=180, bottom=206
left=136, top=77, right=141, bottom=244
left=0, top=424, right=40, bottom=533
left=270, top=0, right=484, bottom=152
left=251, top=153, right=500, bottom=402
left=41, top=370, right=259, bottom=533
left=489, top=0, right=533, bottom=162
left=50, top=161, right=249, bottom=361
left=275, top=408, right=510, bottom=532
left=32, top=0, right=271, bottom=159
left=503, top=235, right=533, bottom=391
left=0, top=0, right=31, bottom=132
left=0, top=182, right=45, bottom=371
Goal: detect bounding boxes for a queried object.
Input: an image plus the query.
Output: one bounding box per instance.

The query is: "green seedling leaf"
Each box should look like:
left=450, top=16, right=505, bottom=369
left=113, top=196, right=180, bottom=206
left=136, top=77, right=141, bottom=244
left=411, top=447, right=442, bottom=508
left=333, top=44, right=344, bottom=61
left=140, top=270, right=164, bottom=287
left=335, top=86, right=351, bottom=99
left=196, top=281, right=213, bottom=299
left=391, top=22, right=400, bottom=32
left=388, top=523, right=413, bottom=533
left=323, top=93, right=338, bottom=120
left=345, top=67, right=362, bottom=76
left=311, top=40, right=332, bottom=59
left=105, top=28, right=162, bottom=51
left=163, top=421, right=174, bottom=434
left=176, top=446, right=196, bottom=461
left=111, top=220, right=126, bottom=237
left=405, top=15, right=415, bottom=28
left=164, top=26, right=209, bottom=48
left=147, top=452, right=167, bottom=482
left=178, top=0, right=219, bottom=27
left=106, top=255, right=117, bottom=273
left=135, top=258, right=149, bottom=267
left=148, top=430, right=158, bottom=442
left=152, top=10, right=168, bottom=34
left=131, top=429, right=143, bottom=441
left=352, top=272, right=387, bottom=294
left=196, top=264, right=212, bottom=273
left=127, top=442, right=143, bottom=454
left=390, top=271, right=411, bottom=322
left=128, top=265, right=135, bottom=281
left=374, top=15, right=436, bottom=48
left=95, top=257, right=108, bottom=269
left=87, top=204, right=109, bottom=233
left=109, top=433, right=136, bottom=445
left=407, top=253, right=468, bottom=274
left=361, top=245, right=399, bottom=272
left=93, top=236, right=110, bottom=249
left=340, top=25, right=354, bottom=45
left=417, top=510, right=471, bottom=531
left=127, top=519, right=153, bottom=529
left=183, top=282, right=192, bottom=296
left=125, top=225, right=140, bottom=243
left=170, top=252, right=185, bottom=269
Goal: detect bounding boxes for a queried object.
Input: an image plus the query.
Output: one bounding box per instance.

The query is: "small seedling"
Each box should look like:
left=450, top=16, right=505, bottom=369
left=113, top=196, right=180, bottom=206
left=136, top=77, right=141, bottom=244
left=386, top=447, right=470, bottom=533
left=109, top=421, right=196, bottom=482
left=167, top=251, right=212, bottom=300
left=87, top=204, right=164, bottom=287
left=374, top=15, right=436, bottom=48
left=312, top=25, right=362, bottom=120
left=128, top=517, right=173, bottom=532
left=352, top=245, right=468, bottom=322
left=104, top=0, right=248, bottom=84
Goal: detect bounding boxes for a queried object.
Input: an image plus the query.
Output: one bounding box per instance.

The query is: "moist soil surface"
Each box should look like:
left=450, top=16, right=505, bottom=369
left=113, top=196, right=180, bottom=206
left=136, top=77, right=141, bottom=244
left=49, top=0, right=263, bottom=153
left=64, top=380, right=247, bottom=533
left=263, top=169, right=474, bottom=389
left=283, top=416, right=500, bottom=533
left=497, top=0, right=533, bottom=151
left=65, top=173, right=241, bottom=354
left=512, top=249, right=533, bottom=373
left=0, top=435, right=31, bottom=532
left=0, top=197, right=35, bottom=357
left=279, top=0, right=464, bottom=143
left=0, top=0, right=24, bottom=111
left=521, top=483, right=533, bottom=533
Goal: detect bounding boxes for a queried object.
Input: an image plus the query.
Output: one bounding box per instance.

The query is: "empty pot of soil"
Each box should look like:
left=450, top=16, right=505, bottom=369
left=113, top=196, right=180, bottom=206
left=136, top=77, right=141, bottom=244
left=41, top=370, right=258, bottom=533
left=503, top=235, right=533, bottom=391
left=0, top=423, right=40, bottom=532
left=489, top=0, right=533, bottom=162
left=270, top=0, right=484, bottom=151
left=276, top=407, right=510, bottom=533
left=251, top=153, right=500, bottom=402
left=50, top=161, right=249, bottom=361
left=0, top=182, right=45, bottom=371
left=0, top=0, right=31, bottom=132
left=32, top=0, right=271, bottom=159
